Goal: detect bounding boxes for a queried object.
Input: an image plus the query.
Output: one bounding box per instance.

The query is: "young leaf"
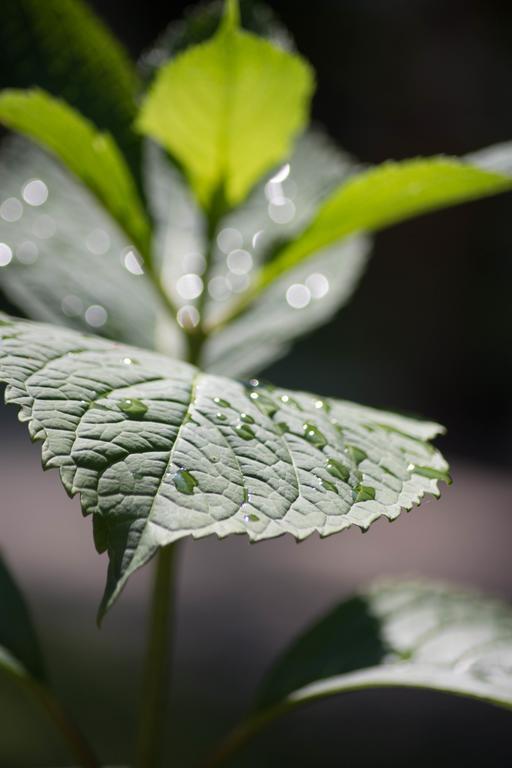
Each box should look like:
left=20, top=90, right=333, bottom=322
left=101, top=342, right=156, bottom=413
left=0, top=316, right=448, bottom=616
left=0, top=554, right=45, bottom=682
left=0, top=0, right=141, bottom=179
left=233, top=157, right=512, bottom=311
left=137, top=0, right=314, bottom=210
left=256, top=580, right=512, bottom=714
left=0, top=89, right=151, bottom=258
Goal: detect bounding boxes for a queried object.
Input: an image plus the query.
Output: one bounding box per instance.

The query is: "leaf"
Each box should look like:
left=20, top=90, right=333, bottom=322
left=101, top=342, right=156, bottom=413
left=0, top=553, right=45, bottom=682
left=0, top=138, right=169, bottom=350
left=198, top=131, right=370, bottom=376
left=256, top=580, right=512, bottom=714
left=0, top=316, right=448, bottom=616
left=237, top=156, right=512, bottom=308
left=0, top=0, right=141, bottom=179
left=0, top=89, right=151, bottom=258
left=137, top=0, right=314, bottom=210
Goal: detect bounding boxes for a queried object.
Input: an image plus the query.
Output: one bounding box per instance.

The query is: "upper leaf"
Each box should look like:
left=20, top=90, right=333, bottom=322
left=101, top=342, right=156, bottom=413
left=233, top=157, right=512, bottom=309
left=257, top=580, right=512, bottom=712
left=0, top=554, right=45, bottom=682
left=0, top=89, right=151, bottom=258
left=0, top=0, right=141, bottom=179
left=0, top=316, right=448, bottom=616
left=137, top=0, right=314, bottom=210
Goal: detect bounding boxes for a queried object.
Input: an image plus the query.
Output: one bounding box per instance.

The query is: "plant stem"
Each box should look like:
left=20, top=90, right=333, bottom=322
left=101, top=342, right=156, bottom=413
left=135, top=543, right=179, bottom=768
left=32, top=683, right=100, bottom=768
left=199, top=702, right=292, bottom=768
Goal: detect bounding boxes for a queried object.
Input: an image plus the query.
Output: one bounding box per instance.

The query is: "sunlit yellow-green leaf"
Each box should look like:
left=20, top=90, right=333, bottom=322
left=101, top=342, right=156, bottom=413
left=0, top=89, right=151, bottom=257
left=137, top=0, right=314, bottom=210
left=247, top=157, right=512, bottom=299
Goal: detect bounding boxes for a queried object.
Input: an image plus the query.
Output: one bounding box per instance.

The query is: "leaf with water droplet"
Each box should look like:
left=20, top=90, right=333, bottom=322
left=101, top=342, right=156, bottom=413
left=214, top=397, right=230, bottom=408
left=248, top=390, right=278, bottom=417
left=172, top=469, right=198, bottom=495
left=118, top=398, right=147, bottom=418
left=326, top=458, right=350, bottom=482
left=235, top=423, right=256, bottom=440
left=408, top=464, right=452, bottom=484
left=354, top=484, right=376, bottom=502
left=303, top=422, right=327, bottom=449
left=345, top=445, right=367, bottom=465
left=0, top=317, right=449, bottom=617
left=240, top=412, right=255, bottom=424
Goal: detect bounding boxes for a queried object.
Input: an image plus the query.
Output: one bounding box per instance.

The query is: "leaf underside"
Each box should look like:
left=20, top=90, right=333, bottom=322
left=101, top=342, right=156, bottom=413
left=0, top=316, right=448, bottom=616
left=258, top=580, right=512, bottom=713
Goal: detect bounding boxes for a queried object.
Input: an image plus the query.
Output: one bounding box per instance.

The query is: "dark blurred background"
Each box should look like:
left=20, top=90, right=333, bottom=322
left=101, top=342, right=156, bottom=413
left=1, top=1, right=512, bottom=766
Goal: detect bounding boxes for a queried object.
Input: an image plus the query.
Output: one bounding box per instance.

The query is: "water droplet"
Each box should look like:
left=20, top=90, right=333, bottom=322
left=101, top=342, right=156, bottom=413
left=270, top=163, right=291, bottom=184
left=249, top=391, right=278, bottom=417
left=208, top=276, right=231, bottom=301
left=326, top=458, right=350, bottom=482
left=227, top=249, right=253, bottom=275
left=85, top=304, right=108, bottom=328
left=22, top=179, right=48, bottom=207
left=280, top=394, right=302, bottom=410
left=235, top=423, right=255, bottom=440
left=176, top=305, right=200, bottom=329
left=240, top=412, right=255, bottom=424
left=61, top=294, right=84, bottom=318
left=249, top=379, right=259, bottom=387
left=353, top=484, right=376, bottom=502
left=122, top=247, right=144, bottom=275
left=217, top=227, right=243, bottom=254
left=118, top=398, right=148, bottom=418
left=252, top=230, right=264, bottom=249
left=176, top=273, right=203, bottom=299
left=86, top=229, right=110, bottom=255
left=286, top=283, right=311, bottom=309
left=16, top=240, right=38, bottom=264
left=122, top=357, right=136, bottom=365
left=243, top=512, right=260, bottom=523
left=305, top=273, right=330, bottom=299
left=314, top=399, right=331, bottom=413
left=216, top=412, right=227, bottom=421
left=214, top=397, right=230, bottom=408
left=0, top=243, right=13, bottom=267
left=319, top=478, right=339, bottom=494
left=275, top=421, right=289, bottom=434
left=303, top=422, right=327, bottom=449
left=0, top=197, right=23, bottom=222
left=172, top=468, right=198, bottom=495
left=408, top=464, right=452, bottom=484
left=345, top=445, right=367, bottom=465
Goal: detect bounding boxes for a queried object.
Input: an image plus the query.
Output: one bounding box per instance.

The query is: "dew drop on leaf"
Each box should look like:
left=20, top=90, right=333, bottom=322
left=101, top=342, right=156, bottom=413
left=235, top=423, right=256, bottom=440
left=407, top=464, right=452, bottom=484
left=240, top=412, right=255, bottom=424
left=214, top=397, right=230, bottom=408
left=118, top=398, right=148, bottom=418
left=319, top=478, right=339, bottom=494
left=353, top=484, right=376, bottom=502
left=172, top=469, right=198, bottom=495
left=345, top=445, right=367, bottom=465
left=303, top=422, right=327, bottom=449
left=326, top=458, right=350, bottom=482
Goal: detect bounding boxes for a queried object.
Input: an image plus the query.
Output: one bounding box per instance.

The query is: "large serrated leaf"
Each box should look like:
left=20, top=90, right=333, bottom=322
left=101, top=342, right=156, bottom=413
left=137, top=0, right=314, bottom=210
left=0, top=89, right=151, bottom=258
left=256, top=580, right=512, bottom=714
left=0, top=316, right=448, bottom=616
left=0, top=554, right=45, bottom=682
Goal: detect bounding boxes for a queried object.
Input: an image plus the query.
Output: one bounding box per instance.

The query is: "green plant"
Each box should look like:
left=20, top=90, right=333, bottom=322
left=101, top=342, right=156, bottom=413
left=1, top=1, right=512, bottom=766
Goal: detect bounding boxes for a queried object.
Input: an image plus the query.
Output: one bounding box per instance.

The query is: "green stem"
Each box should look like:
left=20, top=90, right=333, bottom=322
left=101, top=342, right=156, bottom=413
left=134, top=544, right=180, bottom=768
left=199, top=701, right=292, bottom=768
left=34, top=683, right=100, bottom=768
